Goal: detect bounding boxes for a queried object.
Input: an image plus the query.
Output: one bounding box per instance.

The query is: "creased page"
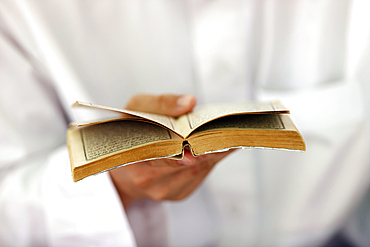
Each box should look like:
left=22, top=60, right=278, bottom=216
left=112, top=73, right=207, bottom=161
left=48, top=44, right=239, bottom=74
left=73, top=101, right=181, bottom=136
left=185, top=101, right=289, bottom=137
left=173, top=114, right=192, bottom=138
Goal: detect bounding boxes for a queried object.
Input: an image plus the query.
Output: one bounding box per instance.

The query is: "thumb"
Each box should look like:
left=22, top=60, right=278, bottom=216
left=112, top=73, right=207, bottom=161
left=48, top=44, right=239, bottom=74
left=125, top=94, right=196, bottom=117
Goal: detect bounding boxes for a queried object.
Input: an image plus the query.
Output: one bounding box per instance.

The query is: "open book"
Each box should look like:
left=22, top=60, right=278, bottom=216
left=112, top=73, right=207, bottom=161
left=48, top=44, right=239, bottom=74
left=67, top=101, right=305, bottom=182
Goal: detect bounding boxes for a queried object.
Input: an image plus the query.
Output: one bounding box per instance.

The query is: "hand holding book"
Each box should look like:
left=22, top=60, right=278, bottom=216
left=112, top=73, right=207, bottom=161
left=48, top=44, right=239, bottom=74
left=67, top=95, right=305, bottom=186
left=108, top=94, right=233, bottom=208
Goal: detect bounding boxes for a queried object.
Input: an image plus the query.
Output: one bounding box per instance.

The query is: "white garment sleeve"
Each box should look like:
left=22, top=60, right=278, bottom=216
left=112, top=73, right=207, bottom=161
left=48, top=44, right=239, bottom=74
left=257, top=80, right=365, bottom=133
left=45, top=148, right=171, bottom=247
left=44, top=146, right=137, bottom=247
left=126, top=199, right=169, bottom=247
left=0, top=7, right=170, bottom=245
left=256, top=80, right=370, bottom=246
left=0, top=146, right=137, bottom=247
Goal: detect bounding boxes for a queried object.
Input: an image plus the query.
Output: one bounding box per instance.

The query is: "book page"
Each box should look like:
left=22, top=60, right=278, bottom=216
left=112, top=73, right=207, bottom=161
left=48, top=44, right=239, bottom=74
left=69, top=115, right=140, bottom=127
left=173, top=114, right=192, bottom=138
left=80, top=121, right=174, bottom=161
left=190, top=114, right=285, bottom=135
left=185, top=101, right=288, bottom=136
left=73, top=101, right=182, bottom=136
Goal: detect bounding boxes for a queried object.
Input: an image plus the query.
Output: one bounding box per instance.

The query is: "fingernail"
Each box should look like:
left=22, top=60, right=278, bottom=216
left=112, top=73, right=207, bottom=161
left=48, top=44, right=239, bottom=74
left=178, top=155, right=193, bottom=165
left=177, top=95, right=193, bottom=107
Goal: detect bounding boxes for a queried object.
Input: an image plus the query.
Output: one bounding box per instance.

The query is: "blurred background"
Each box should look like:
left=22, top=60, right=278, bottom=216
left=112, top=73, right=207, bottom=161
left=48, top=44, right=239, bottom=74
left=0, top=0, right=369, bottom=246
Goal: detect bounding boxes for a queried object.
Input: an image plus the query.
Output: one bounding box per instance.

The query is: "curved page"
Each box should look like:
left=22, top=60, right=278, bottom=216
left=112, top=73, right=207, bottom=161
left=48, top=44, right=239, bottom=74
left=177, top=100, right=289, bottom=137
left=73, top=101, right=181, bottom=137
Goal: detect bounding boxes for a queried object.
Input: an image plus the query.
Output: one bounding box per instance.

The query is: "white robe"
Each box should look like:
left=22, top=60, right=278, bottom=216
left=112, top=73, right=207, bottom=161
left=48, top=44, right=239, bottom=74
left=0, top=0, right=369, bottom=246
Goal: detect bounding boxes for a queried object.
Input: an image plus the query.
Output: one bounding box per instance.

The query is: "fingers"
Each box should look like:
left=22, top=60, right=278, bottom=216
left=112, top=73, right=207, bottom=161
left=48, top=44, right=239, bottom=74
left=110, top=149, right=235, bottom=205
left=144, top=151, right=231, bottom=200
left=125, top=94, right=196, bottom=117
left=177, top=149, right=196, bottom=166
left=186, top=150, right=234, bottom=176
left=162, top=149, right=232, bottom=168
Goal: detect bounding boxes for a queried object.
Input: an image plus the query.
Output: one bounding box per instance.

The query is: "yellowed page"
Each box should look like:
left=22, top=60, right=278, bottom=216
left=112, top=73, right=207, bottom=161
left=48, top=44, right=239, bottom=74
left=183, top=100, right=289, bottom=137
left=78, top=121, right=177, bottom=162
left=67, top=128, right=87, bottom=170
left=69, top=115, right=140, bottom=127
left=186, top=113, right=305, bottom=156
left=190, top=114, right=285, bottom=135
left=68, top=120, right=183, bottom=181
left=173, top=114, right=192, bottom=138
left=73, top=101, right=183, bottom=137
